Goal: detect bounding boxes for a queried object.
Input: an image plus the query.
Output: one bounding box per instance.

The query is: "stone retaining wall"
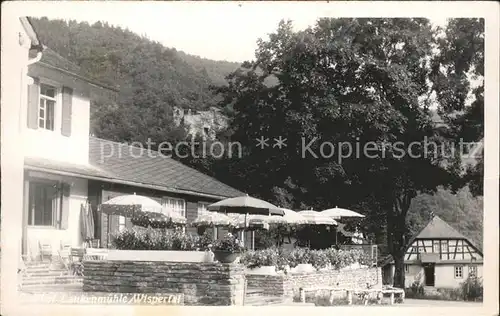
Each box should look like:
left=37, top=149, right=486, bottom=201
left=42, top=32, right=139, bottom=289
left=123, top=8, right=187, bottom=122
left=246, top=267, right=382, bottom=300
left=83, top=261, right=245, bottom=306
left=284, top=267, right=382, bottom=298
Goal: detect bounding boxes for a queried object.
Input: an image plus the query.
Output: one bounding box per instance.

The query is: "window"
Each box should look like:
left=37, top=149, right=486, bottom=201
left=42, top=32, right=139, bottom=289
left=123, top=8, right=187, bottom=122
left=441, top=240, right=448, bottom=253
left=433, top=240, right=440, bottom=253
left=39, top=83, right=57, bottom=131
left=468, top=265, right=477, bottom=278
left=454, top=265, right=463, bottom=278
left=162, top=197, right=186, bottom=217
left=28, top=181, right=61, bottom=227
left=197, top=202, right=210, bottom=216
left=404, top=264, right=410, bottom=273
left=118, top=216, right=126, bottom=232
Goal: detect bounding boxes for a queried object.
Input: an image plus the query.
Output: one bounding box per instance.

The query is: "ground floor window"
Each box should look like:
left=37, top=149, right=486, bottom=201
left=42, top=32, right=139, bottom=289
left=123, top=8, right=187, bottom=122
left=162, top=197, right=186, bottom=217
left=28, top=181, right=61, bottom=227
left=454, top=265, right=463, bottom=278
left=404, top=264, right=410, bottom=273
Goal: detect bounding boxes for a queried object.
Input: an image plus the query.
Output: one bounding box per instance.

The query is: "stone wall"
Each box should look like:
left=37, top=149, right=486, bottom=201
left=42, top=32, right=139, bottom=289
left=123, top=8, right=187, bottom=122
left=284, top=267, right=382, bottom=298
left=83, top=261, right=245, bottom=306
left=246, top=267, right=382, bottom=300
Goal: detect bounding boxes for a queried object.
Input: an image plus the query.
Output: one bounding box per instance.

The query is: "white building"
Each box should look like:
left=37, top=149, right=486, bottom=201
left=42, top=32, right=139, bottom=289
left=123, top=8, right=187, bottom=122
left=383, top=216, right=483, bottom=289
left=15, top=18, right=243, bottom=262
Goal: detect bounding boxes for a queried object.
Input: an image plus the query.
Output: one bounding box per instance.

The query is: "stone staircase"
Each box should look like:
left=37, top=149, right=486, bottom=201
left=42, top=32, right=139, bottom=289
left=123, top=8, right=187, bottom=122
left=20, top=261, right=83, bottom=291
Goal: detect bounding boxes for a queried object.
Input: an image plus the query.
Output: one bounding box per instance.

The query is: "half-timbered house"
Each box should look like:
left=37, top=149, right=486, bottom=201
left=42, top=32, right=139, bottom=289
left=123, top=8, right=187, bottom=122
left=383, top=215, right=483, bottom=288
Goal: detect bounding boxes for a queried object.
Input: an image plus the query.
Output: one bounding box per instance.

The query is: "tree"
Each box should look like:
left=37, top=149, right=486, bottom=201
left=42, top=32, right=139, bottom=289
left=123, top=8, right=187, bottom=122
left=215, top=18, right=463, bottom=288
left=429, top=18, right=484, bottom=196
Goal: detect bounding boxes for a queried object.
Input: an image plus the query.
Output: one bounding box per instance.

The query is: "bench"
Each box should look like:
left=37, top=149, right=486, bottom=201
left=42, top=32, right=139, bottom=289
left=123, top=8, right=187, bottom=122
left=299, top=286, right=405, bottom=305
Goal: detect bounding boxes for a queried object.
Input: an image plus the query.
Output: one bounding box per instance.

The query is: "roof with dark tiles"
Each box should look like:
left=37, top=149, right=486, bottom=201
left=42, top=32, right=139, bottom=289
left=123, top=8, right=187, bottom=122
left=88, top=136, right=244, bottom=199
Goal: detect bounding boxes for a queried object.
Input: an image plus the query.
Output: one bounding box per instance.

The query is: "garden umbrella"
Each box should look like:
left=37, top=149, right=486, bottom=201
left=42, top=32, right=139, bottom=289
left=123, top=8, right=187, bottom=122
left=101, top=194, right=164, bottom=217
left=320, top=207, right=364, bottom=246
left=278, top=208, right=308, bottom=225
left=298, top=210, right=338, bottom=248
left=208, top=195, right=284, bottom=249
left=207, top=194, right=284, bottom=216
left=320, top=207, right=365, bottom=220
left=80, top=203, right=88, bottom=244
left=298, top=210, right=338, bottom=225
left=191, top=211, right=231, bottom=227
left=100, top=194, right=186, bottom=227
left=80, top=201, right=95, bottom=244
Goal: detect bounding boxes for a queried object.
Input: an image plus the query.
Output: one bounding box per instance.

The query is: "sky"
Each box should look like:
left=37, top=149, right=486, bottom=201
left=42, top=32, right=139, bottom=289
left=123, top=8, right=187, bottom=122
left=18, top=1, right=454, bottom=63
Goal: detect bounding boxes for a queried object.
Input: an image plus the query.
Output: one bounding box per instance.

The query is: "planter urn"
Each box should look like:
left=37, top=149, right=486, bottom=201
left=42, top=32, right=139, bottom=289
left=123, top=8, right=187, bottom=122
left=213, top=250, right=240, bottom=263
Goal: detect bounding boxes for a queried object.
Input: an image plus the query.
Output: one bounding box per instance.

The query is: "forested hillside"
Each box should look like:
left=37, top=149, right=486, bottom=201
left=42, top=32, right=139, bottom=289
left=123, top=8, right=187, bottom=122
left=30, top=17, right=240, bottom=142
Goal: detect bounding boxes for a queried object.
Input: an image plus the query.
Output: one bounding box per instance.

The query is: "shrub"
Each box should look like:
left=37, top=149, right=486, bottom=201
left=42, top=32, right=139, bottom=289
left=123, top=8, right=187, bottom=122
left=405, top=277, right=425, bottom=298
left=309, top=250, right=330, bottom=269
left=461, top=276, right=483, bottom=301
left=287, top=248, right=312, bottom=267
left=240, top=248, right=279, bottom=268
left=198, top=230, right=214, bottom=251
left=275, top=247, right=291, bottom=271
left=111, top=228, right=200, bottom=251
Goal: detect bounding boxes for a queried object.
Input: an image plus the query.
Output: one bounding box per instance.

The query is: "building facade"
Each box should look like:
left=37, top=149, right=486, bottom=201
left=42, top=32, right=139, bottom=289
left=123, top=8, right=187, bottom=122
left=383, top=216, right=483, bottom=288
left=19, top=19, right=243, bottom=261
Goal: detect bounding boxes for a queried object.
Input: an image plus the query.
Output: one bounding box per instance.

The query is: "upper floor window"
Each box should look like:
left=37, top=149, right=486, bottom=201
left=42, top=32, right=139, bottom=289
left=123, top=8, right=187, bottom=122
left=39, top=83, right=57, bottom=131
left=433, top=240, right=440, bottom=253
left=441, top=240, right=449, bottom=253
left=27, top=78, right=73, bottom=136
left=162, top=197, right=186, bottom=217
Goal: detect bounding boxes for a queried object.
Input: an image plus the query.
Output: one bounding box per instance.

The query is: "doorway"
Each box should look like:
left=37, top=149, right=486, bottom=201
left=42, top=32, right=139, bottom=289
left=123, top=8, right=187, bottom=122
left=423, top=264, right=435, bottom=286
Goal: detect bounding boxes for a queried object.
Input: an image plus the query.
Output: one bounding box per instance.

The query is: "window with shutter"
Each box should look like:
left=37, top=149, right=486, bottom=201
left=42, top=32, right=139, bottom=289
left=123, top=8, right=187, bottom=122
left=39, top=84, right=57, bottom=131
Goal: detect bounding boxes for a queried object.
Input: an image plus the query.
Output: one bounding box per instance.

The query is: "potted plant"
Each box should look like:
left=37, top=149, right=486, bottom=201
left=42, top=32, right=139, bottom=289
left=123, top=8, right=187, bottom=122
left=212, top=233, right=244, bottom=263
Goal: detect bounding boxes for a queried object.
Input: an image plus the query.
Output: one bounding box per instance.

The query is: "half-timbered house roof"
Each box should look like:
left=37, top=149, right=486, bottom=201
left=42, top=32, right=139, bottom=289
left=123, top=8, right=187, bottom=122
left=380, top=215, right=483, bottom=266
left=406, top=215, right=482, bottom=255
left=414, top=216, right=469, bottom=240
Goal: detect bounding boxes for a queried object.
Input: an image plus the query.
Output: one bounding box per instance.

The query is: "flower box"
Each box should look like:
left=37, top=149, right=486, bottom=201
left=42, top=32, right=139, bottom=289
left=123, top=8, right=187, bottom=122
left=107, top=250, right=206, bottom=262
left=290, top=263, right=315, bottom=274
left=245, top=265, right=277, bottom=275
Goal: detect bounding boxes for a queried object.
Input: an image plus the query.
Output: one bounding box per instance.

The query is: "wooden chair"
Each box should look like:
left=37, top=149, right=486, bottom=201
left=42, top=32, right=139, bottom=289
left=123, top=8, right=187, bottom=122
left=69, top=248, right=85, bottom=276
left=38, top=241, right=53, bottom=262
left=57, top=242, right=72, bottom=273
